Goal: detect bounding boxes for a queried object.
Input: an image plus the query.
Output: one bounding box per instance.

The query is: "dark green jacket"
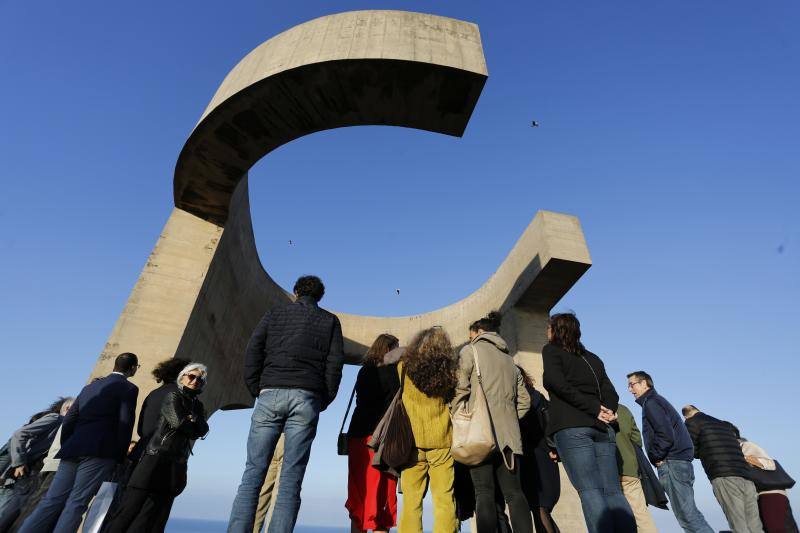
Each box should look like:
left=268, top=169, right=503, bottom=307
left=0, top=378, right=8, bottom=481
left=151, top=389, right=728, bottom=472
left=616, top=404, right=642, bottom=478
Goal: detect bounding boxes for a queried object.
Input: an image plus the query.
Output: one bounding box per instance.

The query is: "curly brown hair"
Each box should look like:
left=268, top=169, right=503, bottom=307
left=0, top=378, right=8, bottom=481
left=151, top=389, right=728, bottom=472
left=363, top=334, right=399, bottom=367
left=403, top=327, right=457, bottom=400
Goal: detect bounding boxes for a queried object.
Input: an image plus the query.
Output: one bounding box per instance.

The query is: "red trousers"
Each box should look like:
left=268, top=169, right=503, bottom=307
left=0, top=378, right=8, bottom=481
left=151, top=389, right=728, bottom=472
left=345, top=436, right=398, bottom=531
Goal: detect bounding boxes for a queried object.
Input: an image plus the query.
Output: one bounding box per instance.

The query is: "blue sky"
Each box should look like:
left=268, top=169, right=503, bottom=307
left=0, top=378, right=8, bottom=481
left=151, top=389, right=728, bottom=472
left=1, top=1, right=798, bottom=531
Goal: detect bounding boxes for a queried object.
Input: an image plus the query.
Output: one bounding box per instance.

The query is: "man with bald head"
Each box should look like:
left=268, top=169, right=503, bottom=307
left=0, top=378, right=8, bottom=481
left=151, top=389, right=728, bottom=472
left=683, top=405, right=763, bottom=533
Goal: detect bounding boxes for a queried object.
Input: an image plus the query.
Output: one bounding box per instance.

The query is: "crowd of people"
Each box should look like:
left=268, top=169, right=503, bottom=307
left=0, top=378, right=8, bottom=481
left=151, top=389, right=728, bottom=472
left=0, top=273, right=795, bottom=533
left=225, top=275, right=796, bottom=533
left=0, top=354, right=209, bottom=532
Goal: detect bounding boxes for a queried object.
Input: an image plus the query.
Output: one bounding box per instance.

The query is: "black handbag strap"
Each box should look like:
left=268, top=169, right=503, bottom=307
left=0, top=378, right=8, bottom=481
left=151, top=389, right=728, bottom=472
left=399, top=363, right=407, bottom=396
left=338, top=384, right=356, bottom=435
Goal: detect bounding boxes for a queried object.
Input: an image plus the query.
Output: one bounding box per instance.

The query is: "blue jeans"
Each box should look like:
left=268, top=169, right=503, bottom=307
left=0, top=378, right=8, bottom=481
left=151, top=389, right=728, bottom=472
left=657, top=460, right=714, bottom=533
left=227, top=388, right=321, bottom=533
left=554, top=426, right=636, bottom=533
left=18, top=457, right=115, bottom=533
left=0, top=485, right=14, bottom=523
left=0, top=474, right=38, bottom=529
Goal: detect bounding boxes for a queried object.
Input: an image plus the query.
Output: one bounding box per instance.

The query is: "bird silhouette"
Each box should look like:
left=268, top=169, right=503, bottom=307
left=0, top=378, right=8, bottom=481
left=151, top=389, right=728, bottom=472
left=396, top=289, right=400, bottom=295
left=288, top=240, right=293, bottom=245
left=531, top=120, right=540, bottom=127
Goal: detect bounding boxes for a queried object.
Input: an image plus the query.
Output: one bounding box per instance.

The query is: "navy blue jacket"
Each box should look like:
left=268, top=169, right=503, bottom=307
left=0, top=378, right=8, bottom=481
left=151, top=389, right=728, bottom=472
left=57, top=373, right=139, bottom=462
left=244, top=296, right=344, bottom=409
left=635, top=388, right=693, bottom=465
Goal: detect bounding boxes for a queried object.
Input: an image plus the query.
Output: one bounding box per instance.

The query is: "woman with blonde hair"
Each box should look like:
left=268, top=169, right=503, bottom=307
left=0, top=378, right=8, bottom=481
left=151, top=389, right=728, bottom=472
left=345, top=333, right=401, bottom=533
left=398, top=327, right=459, bottom=533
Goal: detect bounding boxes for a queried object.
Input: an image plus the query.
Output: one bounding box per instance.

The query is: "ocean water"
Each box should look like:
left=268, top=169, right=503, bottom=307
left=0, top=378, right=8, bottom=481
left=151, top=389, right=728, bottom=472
left=166, top=519, right=348, bottom=533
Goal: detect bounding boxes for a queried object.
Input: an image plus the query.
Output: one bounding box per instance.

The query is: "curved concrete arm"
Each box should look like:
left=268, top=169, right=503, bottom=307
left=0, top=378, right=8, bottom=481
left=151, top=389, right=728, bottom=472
left=91, top=10, right=590, bottom=417
left=174, top=10, right=488, bottom=225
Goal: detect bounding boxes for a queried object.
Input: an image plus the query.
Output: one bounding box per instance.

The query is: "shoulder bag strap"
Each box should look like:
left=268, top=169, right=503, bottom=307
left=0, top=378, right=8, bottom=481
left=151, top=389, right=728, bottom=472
left=399, top=363, right=407, bottom=398
left=580, top=354, right=603, bottom=402
left=470, top=343, right=494, bottom=425
left=473, top=342, right=517, bottom=470
left=338, top=384, right=357, bottom=435
left=471, top=343, right=483, bottom=381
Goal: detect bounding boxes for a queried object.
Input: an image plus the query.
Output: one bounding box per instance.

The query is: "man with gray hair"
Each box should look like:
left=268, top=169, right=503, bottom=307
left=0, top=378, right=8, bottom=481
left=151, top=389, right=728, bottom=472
left=683, top=405, right=763, bottom=533
left=0, top=397, right=74, bottom=529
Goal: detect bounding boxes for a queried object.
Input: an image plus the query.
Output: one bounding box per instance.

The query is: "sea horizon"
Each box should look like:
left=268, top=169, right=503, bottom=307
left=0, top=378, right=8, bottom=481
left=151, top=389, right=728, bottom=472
left=166, top=518, right=351, bottom=533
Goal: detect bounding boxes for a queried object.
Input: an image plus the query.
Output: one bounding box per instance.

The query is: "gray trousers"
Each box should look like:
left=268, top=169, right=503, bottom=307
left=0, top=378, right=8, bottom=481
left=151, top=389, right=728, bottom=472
left=18, top=457, right=115, bottom=533
left=711, top=476, right=763, bottom=533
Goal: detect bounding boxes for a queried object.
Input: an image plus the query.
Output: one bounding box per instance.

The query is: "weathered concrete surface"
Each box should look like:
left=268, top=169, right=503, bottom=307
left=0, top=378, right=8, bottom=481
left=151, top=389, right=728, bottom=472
left=174, top=10, right=488, bottom=226
left=90, top=10, right=589, bottom=529
left=89, top=208, right=222, bottom=403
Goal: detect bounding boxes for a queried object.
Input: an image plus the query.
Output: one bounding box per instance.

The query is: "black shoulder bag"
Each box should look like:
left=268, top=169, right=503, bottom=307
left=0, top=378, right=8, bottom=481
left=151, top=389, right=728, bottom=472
left=337, top=385, right=356, bottom=456
left=749, top=461, right=796, bottom=492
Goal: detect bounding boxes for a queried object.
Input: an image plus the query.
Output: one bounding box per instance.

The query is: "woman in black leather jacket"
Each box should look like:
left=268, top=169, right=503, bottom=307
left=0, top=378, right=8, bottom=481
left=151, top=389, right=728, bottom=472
left=105, top=363, right=209, bottom=533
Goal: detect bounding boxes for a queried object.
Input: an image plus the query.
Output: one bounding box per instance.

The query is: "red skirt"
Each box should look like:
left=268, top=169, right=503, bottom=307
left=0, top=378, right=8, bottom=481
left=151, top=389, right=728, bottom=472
left=345, top=436, right=398, bottom=530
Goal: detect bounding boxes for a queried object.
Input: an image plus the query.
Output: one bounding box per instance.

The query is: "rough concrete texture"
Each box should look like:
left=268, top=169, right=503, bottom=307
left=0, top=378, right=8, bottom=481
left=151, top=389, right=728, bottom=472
left=174, top=10, right=488, bottom=226
left=90, top=10, right=589, bottom=529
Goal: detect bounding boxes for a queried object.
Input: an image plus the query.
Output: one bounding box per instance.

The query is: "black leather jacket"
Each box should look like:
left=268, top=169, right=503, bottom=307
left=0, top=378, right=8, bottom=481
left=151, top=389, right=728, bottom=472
left=145, top=389, right=208, bottom=463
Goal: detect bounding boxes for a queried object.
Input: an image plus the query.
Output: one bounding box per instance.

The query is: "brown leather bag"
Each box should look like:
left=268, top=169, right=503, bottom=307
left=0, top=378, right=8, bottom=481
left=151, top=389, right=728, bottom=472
left=381, top=365, right=417, bottom=470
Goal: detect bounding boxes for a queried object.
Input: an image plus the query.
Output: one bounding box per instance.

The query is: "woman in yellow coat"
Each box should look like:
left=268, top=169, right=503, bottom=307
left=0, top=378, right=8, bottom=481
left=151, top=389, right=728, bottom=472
left=398, top=327, right=459, bottom=533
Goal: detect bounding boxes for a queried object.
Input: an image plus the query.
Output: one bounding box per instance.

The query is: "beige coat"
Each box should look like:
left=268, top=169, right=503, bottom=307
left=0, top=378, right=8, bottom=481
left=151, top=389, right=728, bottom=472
left=451, top=332, right=531, bottom=457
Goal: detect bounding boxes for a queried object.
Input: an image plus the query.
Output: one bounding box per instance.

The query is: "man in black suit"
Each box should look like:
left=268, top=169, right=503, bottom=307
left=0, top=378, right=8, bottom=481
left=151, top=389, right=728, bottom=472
left=19, top=352, right=139, bottom=533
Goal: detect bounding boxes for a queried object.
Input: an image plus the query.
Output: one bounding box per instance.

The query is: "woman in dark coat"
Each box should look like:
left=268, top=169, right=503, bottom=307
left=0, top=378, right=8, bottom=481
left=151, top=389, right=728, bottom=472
left=105, top=363, right=209, bottom=533
left=517, top=367, right=561, bottom=533
left=345, top=334, right=401, bottom=533
left=130, top=358, right=191, bottom=463
left=542, top=313, right=635, bottom=533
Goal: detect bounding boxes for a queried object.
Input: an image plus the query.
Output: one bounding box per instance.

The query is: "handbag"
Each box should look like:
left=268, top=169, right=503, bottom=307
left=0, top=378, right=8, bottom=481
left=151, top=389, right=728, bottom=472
left=337, top=384, right=357, bottom=456
left=367, top=382, right=401, bottom=476
left=450, top=344, right=497, bottom=466
left=82, top=480, right=118, bottom=533
left=748, top=460, right=796, bottom=492
left=380, top=365, right=417, bottom=470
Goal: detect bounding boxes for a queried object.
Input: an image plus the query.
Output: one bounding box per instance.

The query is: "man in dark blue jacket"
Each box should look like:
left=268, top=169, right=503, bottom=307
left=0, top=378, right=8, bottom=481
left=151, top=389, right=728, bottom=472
left=19, top=353, right=139, bottom=533
left=628, top=371, right=713, bottom=533
left=228, top=275, right=344, bottom=533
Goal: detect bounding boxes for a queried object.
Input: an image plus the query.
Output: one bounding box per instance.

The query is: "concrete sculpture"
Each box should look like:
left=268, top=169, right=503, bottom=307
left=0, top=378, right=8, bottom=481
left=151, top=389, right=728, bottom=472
left=88, top=10, right=591, bottom=529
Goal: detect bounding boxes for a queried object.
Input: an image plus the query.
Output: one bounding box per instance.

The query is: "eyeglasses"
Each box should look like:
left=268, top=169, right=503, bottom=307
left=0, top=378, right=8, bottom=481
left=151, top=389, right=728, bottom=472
left=627, top=380, right=643, bottom=389
left=186, top=373, right=205, bottom=384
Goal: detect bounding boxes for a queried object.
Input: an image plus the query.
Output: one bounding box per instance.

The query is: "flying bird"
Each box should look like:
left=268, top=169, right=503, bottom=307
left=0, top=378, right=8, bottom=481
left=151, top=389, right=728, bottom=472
left=531, top=120, right=540, bottom=127
left=396, top=289, right=400, bottom=295
left=288, top=240, right=293, bottom=245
